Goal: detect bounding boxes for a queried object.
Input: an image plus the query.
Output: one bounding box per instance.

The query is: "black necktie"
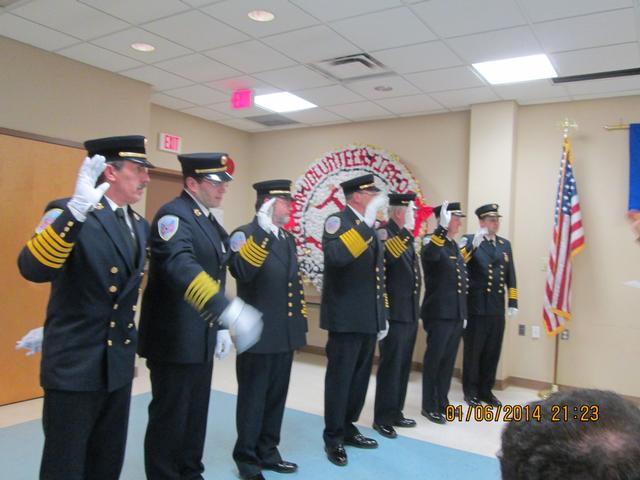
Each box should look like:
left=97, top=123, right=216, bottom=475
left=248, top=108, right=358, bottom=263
left=116, top=208, right=137, bottom=260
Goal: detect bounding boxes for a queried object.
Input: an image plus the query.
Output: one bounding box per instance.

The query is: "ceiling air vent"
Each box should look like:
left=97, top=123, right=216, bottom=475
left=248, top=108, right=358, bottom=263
left=245, top=114, right=301, bottom=127
left=310, top=53, right=391, bottom=82
left=552, top=67, right=640, bottom=84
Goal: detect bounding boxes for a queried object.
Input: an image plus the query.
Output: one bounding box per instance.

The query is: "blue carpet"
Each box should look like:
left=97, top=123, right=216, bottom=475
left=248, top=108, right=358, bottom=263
left=0, top=391, right=500, bottom=479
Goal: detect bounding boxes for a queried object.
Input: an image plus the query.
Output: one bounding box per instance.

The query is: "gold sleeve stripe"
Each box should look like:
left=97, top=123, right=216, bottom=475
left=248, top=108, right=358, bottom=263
left=44, top=225, right=73, bottom=249
left=26, top=239, right=64, bottom=268
left=184, top=271, right=220, bottom=312
left=339, top=228, right=368, bottom=258
left=239, top=236, right=268, bottom=267
left=41, top=228, right=73, bottom=253
left=430, top=235, right=445, bottom=247
left=384, top=236, right=407, bottom=258
left=32, top=236, right=67, bottom=263
left=508, top=288, right=518, bottom=299
left=461, top=247, right=471, bottom=263
left=384, top=292, right=390, bottom=308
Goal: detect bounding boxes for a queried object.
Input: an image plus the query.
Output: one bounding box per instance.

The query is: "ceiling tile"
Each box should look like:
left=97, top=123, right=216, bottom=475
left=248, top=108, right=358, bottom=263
left=326, top=101, right=394, bottom=120
left=412, top=0, right=526, bottom=38
left=202, top=0, right=319, bottom=37
left=142, top=10, right=249, bottom=51
left=180, top=106, right=232, bottom=122
left=406, top=66, right=485, bottom=92
left=331, top=7, right=436, bottom=51
left=534, top=9, right=637, bottom=53
left=492, top=79, right=570, bottom=101
left=290, top=0, right=402, bottom=22
left=56, top=43, right=142, bottom=72
left=92, top=27, right=192, bottom=63
left=262, top=25, right=359, bottom=63
left=372, top=41, right=463, bottom=74
left=446, top=26, right=542, bottom=64
left=215, top=118, right=268, bottom=132
left=151, top=92, right=196, bottom=110
left=345, top=75, right=421, bottom=99
left=205, top=76, right=279, bottom=96
left=162, top=84, right=229, bottom=104
left=79, top=0, right=190, bottom=24
left=154, top=54, right=241, bottom=82
left=571, top=90, right=640, bottom=102
left=374, top=94, right=443, bottom=114
left=0, top=13, right=79, bottom=51
left=208, top=102, right=271, bottom=118
left=292, top=85, right=365, bottom=106
left=552, top=43, right=640, bottom=77
left=281, top=108, right=348, bottom=125
left=119, top=65, right=193, bottom=90
left=253, top=65, right=335, bottom=91
left=564, top=76, right=640, bottom=96
left=11, top=0, right=128, bottom=40
left=430, top=87, right=500, bottom=109
left=204, top=40, right=297, bottom=74
left=521, top=0, right=632, bottom=23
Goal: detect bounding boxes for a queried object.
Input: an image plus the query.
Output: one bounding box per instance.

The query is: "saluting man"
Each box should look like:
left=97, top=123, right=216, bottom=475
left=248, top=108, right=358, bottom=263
left=138, top=153, right=263, bottom=480
left=373, top=192, right=421, bottom=439
left=420, top=201, right=471, bottom=425
left=17, top=135, right=153, bottom=479
left=228, top=179, right=308, bottom=480
left=462, top=204, right=518, bottom=407
left=321, top=173, right=389, bottom=467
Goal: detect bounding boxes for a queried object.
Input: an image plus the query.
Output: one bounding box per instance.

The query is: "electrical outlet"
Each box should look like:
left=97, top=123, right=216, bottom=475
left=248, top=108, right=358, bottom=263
left=518, top=324, right=526, bottom=336
left=531, top=325, right=540, bottom=339
left=560, top=329, right=570, bottom=340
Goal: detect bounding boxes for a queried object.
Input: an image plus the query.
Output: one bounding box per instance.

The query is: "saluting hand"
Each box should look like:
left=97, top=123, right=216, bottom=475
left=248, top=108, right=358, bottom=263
left=439, top=201, right=451, bottom=229
left=472, top=227, right=488, bottom=249
left=404, top=201, right=416, bottom=232
left=67, top=155, right=110, bottom=220
left=257, top=197, right=277, bottom=235
left=364, top=194, right=387, bottom=227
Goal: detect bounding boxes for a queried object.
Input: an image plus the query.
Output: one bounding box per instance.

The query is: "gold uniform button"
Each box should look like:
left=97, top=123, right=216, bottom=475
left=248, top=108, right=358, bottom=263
left=140, top=272, right=144, bottom=277
left=299, top=290, right=304, bottom=295
left=288, top=293, right=293, bottom=298
left=109, top=285, right=118, bottom=293
left=67, top=221, right=74, bottom=227
left=60, top=232, right=66, bottom=238
left=209, top=321, right=214, bottom=328
left=288, top=302, right=293, bottom=307
left=132, top=305, right=137, bottom=312
left=113, top=304, right=119, bottom=310
left=110, top=321, right=116, bottom=328
left=376, top=267, right=380, bottom=272
left=288, top=282, right=292, bottom=287
left=124, top=339, right=131, bottom=345
left=107, top=340, right=113, bottom=347
left=111, top=266, right=119, bottom=274
left=486, top=288, right=491, bottom=292
left=128, top=323, right=134, bottom=329
left=288, top=312, right=293, bottom=317
left=457, top=289, right=462, bottom=294
left=63, top=227, right=70, bottom=232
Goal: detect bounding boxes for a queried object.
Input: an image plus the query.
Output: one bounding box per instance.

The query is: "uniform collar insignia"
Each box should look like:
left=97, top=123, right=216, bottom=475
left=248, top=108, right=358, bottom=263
left=194, top=208, right=202, bottom=217
left=95, top=202, right=104, bottom=210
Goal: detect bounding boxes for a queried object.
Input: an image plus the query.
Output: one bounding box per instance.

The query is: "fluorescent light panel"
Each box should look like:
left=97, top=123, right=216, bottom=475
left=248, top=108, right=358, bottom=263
left=473, top=54, right=557, bottom=85
left=254, top=92, right=317, bottom=113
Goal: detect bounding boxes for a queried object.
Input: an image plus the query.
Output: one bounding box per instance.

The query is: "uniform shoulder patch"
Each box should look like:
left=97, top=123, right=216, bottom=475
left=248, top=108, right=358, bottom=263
left=36, top=208, right=63, bottom=234
left=377, top=229, right=388, bottom=241
left=324, top=215, right=341, bottom=235
left=158, top=215, right=179, bottom=241
left=229, top=230, right=247, bottom=252
left=458, top=236, right=468, bottom=248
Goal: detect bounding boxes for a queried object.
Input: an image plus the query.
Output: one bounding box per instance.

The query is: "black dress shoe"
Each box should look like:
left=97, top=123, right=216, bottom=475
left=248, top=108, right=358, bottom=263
left=373, top=423, right=397, bottom=439
left=480, top=393, right=502, bottom=407
left=245, top=474, right=265, bottom=480
left=421, top=409, right=447, bottom=425
left=344, top=433, right=379, bottom=449
left=325, top=445, right=347, bottom=466
left=394, top=416, right=417, bottom=428
left=262, top=460, right=298, bottom=473
left=464, top=396, right=482, bottom=407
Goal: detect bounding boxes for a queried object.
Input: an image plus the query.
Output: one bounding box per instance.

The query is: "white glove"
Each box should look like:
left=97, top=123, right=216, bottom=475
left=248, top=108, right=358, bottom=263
left=219, top=298, right=264, bottom=354
left=364, top=194, right=387, bottom=227
left=257, top=198, right=277, bottom=236
left=439, top=201, right=451, bottom=229
left=67, top=155, right=110, bottom=221
left=404, top=201, right=416, bottom=231
left=377, top=320, right=389, bottom=341
left=472, top=228, right=488, bottom=249
left=16, top=327, right=43, bottom=356
left=508, top=307, right=519, bottom=317
left=214, top=329, right=233, bottom=360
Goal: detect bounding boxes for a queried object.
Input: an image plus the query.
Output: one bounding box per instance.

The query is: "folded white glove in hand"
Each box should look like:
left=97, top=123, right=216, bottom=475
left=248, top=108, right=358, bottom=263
left=214, top=329, right=233, bottom=360
left=364, top=194, right=387, bottom=227
left=219, top=298, right=264, bottom=354
left=377, top=321, right=389, bottom=341
left=16, top=327, right=43, bottom=356
left=257, top=198, right=278, bottom=236
left=439, top=200, right=451, bottom=229
left=404, top=201, right=416, bottom=232
left=508, top=307, right=519, bottom=317
left=67, top=155, right=110, bottom=221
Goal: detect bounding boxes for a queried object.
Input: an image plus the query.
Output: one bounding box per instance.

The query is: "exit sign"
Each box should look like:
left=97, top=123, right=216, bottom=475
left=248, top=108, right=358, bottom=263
left=158, top=133, right=182, bottom=153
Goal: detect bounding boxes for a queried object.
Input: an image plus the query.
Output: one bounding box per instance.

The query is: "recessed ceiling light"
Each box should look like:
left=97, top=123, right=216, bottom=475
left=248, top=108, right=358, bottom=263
left=254, top=92, right=316, bottom=113
left=374, top=85, right=393, bottom=92
left=472, top=54, right=557, bottom=85
left=248, top=10, right=275, bottom=22
left=131, top=42, right=155, bottom=52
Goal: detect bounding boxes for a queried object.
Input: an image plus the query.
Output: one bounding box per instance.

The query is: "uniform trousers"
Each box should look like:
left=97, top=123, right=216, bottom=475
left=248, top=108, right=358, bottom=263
left=462, top=314, right=505, bottom=399
left=323, top=331, right=376, bottom=447
left=422, top=319, right=464, bottom=414
left=40, top=382, right=132, bottom=480
left=233, top=351, right=294, bottom=479
left=374, top=321, right=418, bottom=424
left=144, top=360, right=214, bottom=480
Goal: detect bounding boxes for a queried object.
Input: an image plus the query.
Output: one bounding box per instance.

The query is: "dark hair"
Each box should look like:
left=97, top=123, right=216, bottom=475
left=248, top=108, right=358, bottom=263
left=500, top=388, right=640, bottom=480
left=96, top=160, right=124, bottom=185
left=345, top=192, right=354, bottom=202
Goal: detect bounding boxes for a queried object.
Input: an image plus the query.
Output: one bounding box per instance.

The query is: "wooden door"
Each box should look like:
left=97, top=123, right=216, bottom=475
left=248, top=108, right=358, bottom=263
left=0, top=132, right=83, bottom=405
left=145, top=168, right=183, bottom=222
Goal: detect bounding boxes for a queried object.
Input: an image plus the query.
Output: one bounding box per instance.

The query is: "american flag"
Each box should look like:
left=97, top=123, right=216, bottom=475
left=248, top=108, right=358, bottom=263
left=542, top=138, right=585, bottom=335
